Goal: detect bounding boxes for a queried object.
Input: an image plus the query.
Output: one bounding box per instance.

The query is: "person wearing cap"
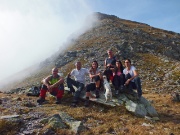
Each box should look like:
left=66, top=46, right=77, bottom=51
left=66, top=61, right=89, bottom=107
left=37, top=67, right=64, bottom=104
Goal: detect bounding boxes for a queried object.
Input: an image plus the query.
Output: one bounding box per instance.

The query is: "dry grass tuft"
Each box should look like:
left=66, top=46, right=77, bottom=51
left=0, top=119, right=21, bottom=135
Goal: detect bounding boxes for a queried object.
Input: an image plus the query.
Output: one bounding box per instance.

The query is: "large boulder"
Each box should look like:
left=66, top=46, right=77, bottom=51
left=65, top=86, right=158, bottom=118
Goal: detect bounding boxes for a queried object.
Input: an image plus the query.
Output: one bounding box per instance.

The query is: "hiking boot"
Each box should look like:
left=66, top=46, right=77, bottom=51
left=115, top=90, right=119, bottom=95
left=55, top=98, right=61, bottom=104
left=37, top=97, right=45, bottom=104
left=84, top=100, right=89, bottom=107
left=95, top=90, right=100, bottom=98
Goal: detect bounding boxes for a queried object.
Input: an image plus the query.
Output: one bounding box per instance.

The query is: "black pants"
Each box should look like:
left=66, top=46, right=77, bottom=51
left=112, top=74, right=125, bottom=90
left=66, top=77, right=84, bottom=101
left=86, top=76, right=101, bottom=92
left=125, top=73, right=142, bottom=97
left=103, top=68, right=113, bottom=82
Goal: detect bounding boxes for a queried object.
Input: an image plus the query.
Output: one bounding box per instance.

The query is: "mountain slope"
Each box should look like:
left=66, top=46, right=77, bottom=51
left=1, top=12, right=180, bottom=94
left=0, top=12, right=180, bottom=135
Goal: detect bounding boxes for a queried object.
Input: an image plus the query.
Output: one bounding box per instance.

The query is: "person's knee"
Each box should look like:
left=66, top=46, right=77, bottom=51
left=134, top=76, right=141, bottom=82
left=94, top=76, right=100, bottom=82
left=125, top=73, right=131, bottom=79
left=66, top=78, right=74, bottom=87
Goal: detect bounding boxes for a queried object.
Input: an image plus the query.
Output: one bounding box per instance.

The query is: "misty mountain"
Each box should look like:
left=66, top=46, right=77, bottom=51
left=1, top=12, right=180, bottom=93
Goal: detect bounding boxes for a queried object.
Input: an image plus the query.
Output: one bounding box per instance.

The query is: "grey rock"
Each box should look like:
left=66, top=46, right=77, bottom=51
left=0, top=114, right=20, bottom=119
left=139, top=97, right=158, bottom=117
left=59, top=112, right=85, bottom=134
left=125, top=100, right=147, bottom=117
left=41, top=114, right=67, bottom=130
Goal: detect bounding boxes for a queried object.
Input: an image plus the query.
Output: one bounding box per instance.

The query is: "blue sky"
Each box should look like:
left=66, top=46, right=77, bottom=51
left=0, top=0, right=179, bottom=85
left=88, top=0, right=180, bottom=33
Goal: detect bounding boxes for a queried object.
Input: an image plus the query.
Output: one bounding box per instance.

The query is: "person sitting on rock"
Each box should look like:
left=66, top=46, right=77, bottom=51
left=123, top=59, right=142, bottom=100
left=103, top=49, right=117, bottom=82
left=112, top=60, right=126, bottom=95
left=66, top=61, right=89, bottom=107
left=84, top=60, right=102, bottom=107
left=37, top=67, right=64, bottom=104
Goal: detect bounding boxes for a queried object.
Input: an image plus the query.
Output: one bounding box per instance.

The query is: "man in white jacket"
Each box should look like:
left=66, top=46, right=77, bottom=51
left=66, top=61, right=89, bottom=107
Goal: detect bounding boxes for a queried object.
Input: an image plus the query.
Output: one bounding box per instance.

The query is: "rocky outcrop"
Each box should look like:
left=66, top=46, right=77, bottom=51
left=65, top=86, right=158, bottom=118
left=59, top=112, right=85, bottom=134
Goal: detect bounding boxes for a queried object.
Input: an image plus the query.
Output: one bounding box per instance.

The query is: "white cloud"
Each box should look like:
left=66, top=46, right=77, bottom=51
left=0, top=0, right=94, bottom=82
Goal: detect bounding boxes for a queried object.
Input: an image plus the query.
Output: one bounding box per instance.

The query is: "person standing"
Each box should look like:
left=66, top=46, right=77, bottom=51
left=66, top=61, right=89, bottom=107
left=123, top=59, right=142, bottom=99
left=37, top=67, right=64, bottom=104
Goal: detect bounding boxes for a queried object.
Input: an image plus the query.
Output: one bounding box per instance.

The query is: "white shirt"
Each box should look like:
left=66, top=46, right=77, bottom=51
left=123, top=66, right=136, bottom=82
left=70, top=68, right=89, bottom=84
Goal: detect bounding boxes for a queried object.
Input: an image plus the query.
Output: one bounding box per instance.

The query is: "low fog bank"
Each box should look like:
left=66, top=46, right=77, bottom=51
left=0, top=0, right=97, bottom=90
left=0, top=63, right=41, bottom=91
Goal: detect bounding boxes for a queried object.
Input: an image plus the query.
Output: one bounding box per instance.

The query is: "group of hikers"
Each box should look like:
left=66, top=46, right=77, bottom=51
left=37, top=49, right=142, bottom=107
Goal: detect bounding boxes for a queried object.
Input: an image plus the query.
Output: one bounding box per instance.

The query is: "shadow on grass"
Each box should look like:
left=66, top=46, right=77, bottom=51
left=158, top=112, right=180, bottom=124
